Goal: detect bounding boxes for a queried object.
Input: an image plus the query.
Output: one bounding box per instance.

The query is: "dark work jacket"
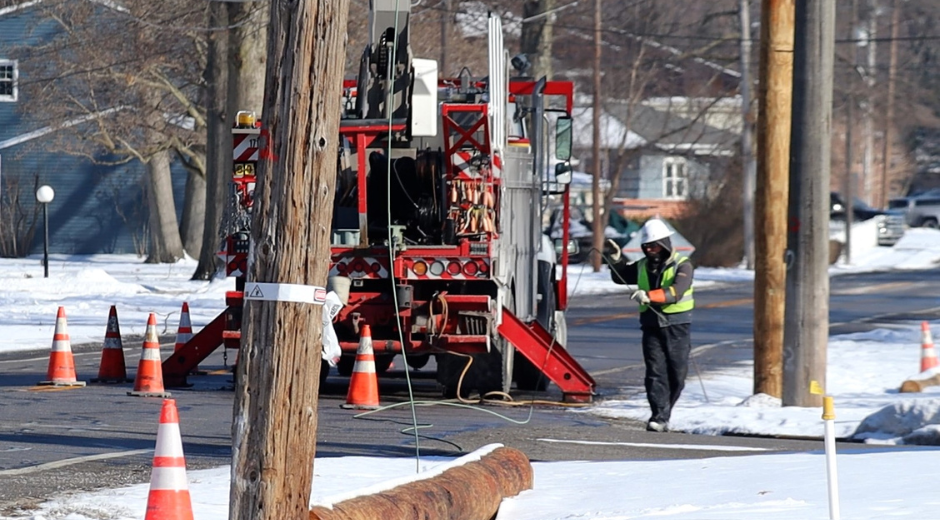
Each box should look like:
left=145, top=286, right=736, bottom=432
left=609, top=253, right=694, bottom=329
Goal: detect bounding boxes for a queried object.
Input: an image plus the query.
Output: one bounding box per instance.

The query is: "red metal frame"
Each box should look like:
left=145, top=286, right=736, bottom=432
left=497, top=305, right=595, bottom=403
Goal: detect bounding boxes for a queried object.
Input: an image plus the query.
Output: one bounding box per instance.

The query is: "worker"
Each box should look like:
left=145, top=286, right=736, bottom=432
left=604, top=218, right=694, bottom=432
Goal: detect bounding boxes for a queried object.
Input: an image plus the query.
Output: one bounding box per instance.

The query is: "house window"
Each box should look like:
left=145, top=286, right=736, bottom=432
left=0, top=60, right=17, bottom=102
left=662, top=157, right=688, bottom=199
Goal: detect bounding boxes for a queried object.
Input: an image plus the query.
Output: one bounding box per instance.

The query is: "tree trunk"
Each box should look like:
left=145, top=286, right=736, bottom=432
left=229, top=1, right=349, bottom=519
left=192, top=2, right=231, bottom=280
left=228, top=1, right=267, bottom=114
left=180, top=168, right=206, bottom=258
left=145, top=148, right=184, bottom=263
left=521, top=0, right=554, bottom=80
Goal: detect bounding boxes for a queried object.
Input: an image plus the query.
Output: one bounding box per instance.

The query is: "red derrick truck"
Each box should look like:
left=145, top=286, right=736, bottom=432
left=164, top=1, right=594, bottom=403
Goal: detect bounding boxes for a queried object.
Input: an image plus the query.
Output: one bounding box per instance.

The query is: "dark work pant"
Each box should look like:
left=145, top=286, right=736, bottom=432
left=641, top=323, right=691, bottom=423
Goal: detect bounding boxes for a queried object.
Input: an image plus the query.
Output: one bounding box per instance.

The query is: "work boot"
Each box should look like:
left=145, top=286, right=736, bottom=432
left=646, top=420, right=669, bottom=433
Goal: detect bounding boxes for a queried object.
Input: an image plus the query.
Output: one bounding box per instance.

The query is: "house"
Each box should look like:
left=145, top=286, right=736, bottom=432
left=0, top=1, right=185, bottom=256
left=571, top=96, right=740, bottom=220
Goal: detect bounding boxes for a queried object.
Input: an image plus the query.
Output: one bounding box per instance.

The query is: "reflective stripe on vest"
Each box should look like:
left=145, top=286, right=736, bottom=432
left=637, top=253, right=694, bottom=314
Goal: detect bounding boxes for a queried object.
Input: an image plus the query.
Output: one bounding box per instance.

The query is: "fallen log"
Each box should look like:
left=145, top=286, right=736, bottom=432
left=309, top=445, right=533, bottom=520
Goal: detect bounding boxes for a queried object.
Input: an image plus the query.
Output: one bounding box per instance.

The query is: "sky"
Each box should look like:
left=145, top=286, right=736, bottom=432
left=2, top=225, right=940, bottom=519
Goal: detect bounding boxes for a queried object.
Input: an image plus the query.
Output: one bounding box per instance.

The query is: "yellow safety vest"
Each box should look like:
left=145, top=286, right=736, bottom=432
left=637, top=253, right=694, bottom=314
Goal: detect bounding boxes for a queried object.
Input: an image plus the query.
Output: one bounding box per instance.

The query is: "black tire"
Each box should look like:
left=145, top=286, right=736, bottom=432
left=514, top=262, right=555, bottom=392
left=923, top=218, right=939, bottom=229
left=319, top=360, right=330, bottom=386
left=514, top=354, right=549, bottom=391
left=404, top=354, right=430, bottom=370
left=337, top=354, right=355, bottom=377
left=437, top=350, right=504, bottom=399
left=374, top=354, right=395, bottom=374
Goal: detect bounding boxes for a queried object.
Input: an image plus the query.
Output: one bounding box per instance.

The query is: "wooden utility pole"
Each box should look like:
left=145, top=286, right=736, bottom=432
left=783, top=0, right=834, bottom=407
left=753, top=0, right=794, bottom=398
left=591, top=0, right=603, bottom=272
left=739, top=0, right=756, bottom=270
left=230, top=1, right=349, bottom=519
left=440, top=0, right=450, bottom=77
left=881, top=0, right=900, bottom=207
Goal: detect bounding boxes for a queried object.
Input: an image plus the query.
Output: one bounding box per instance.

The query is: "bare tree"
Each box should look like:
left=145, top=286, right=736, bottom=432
left=11, top=0, right=208, bottom=262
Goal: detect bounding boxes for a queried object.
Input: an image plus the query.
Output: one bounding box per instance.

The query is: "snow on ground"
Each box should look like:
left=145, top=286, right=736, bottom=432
left=2, top=227, right=940, bottom=519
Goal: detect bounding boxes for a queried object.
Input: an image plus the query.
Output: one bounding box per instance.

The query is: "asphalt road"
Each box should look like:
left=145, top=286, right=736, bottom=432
left=2, top=266, right=939, bottom=512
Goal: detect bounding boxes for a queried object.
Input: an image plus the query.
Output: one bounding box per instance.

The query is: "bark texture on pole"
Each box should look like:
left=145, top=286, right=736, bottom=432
left=753, top=0, right=794, bottom=398
left=783, top=0, right=834, bottom=407
left=308, top=447, right=533, bottom=520
left=230, top=1, right=349, bottom=519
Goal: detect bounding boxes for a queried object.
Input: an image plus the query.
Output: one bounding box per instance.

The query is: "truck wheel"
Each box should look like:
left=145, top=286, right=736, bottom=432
left=404, top=354, right=430, bottom=370
left=337, top=355, right=354, bottom=377
left=437, top=352, right=503, bottom=399
left=514, top=353, right=549, bottom=392
left=374, top=354, right=395, bottom=374
left=514, top=263, right=556, bottom=392
left=923, top=218, right=939, bottom=229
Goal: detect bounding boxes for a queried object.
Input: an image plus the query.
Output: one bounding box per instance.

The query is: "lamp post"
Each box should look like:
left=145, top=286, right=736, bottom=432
left=35, top=185, right=54, bottom=278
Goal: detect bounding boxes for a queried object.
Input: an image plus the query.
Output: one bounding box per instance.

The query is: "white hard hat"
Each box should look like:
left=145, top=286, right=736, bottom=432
left=639, top=218, right=673, bottom=244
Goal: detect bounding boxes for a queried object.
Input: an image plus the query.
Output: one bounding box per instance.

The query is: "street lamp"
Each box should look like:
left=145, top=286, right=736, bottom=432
left=35, top=185, right=54, bottom=278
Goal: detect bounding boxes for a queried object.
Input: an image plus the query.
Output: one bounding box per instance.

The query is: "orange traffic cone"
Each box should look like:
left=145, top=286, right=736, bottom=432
left=39, top=307, right=85, bottom=387
left=129, top=313, right=171, bottom=398
left=174, top=302, right=204, bottom=375
left=920, top=321, right=938, bottom=373
left=144, top=399, right=194, bottom=520
left=341, top=324, right=380, bottom=410
left=91, top=305, right=130, bottom=383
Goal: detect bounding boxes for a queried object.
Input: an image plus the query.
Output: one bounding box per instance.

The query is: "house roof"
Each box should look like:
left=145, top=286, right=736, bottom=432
left=573, top=96, right=740, bottom=157
left=608, top=100, right=739, bottom=154
left=0, top=1, right=42, bottom=18
left=571, top=105, right=647, bottom=150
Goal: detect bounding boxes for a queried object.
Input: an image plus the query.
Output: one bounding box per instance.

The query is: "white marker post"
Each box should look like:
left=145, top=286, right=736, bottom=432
left=823, top=395, right=841, bottom=520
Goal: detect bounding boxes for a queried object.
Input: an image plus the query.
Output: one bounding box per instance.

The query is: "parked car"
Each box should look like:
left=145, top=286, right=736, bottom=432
left=887, top=190, right=940, bottom=229
left=830, top=192, right=906, bottom=246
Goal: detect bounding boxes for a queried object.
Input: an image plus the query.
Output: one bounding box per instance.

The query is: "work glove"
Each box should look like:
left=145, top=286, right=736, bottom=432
left=631, top=289, right=650, bottom=305
left=603, top=238, right=622, bottom=263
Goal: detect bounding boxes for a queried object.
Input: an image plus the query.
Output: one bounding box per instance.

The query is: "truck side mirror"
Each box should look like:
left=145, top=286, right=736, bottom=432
left=555, top=116, right=572, bottom=161
left=554, top=162, right=572, bottom=185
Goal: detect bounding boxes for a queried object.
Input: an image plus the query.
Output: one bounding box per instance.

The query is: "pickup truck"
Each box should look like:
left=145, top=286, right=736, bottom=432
left=830, top=192, right=906, bottom=247
left=887, top=190, right=940, bottom=229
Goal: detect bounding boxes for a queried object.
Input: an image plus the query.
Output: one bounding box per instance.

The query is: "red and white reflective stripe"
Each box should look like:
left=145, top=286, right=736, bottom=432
left=51, top=314, right=70, bottom=351
left=155, top=422, right=185, bottom=458
left=141, top=346, right=162, bottom=361
left=149, top=467, right=190, bottom=490
left=352, top=337, right=376, bottom=373
left=232, top=133, right=259, bottom=162
left=452, top=152, right=481, bottom=179
left=352, top=354, right=376, bottom=374
left=176, top=303, right=193, bottom=345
